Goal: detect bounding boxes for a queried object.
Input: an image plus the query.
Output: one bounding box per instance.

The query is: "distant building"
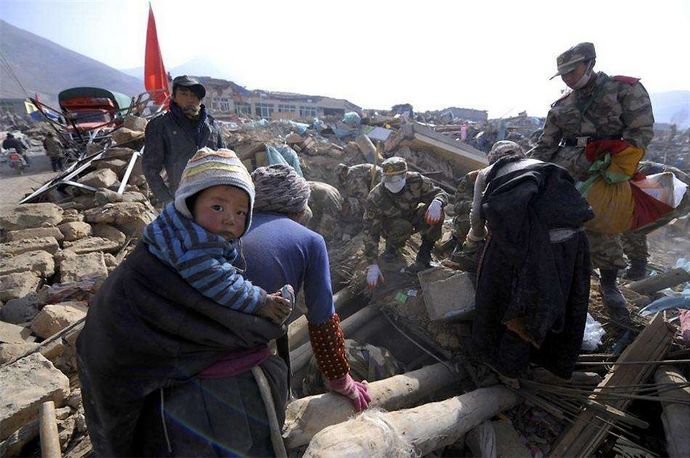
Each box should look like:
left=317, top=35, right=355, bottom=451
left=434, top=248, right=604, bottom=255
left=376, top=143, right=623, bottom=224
left=195, top=76, right=361, bottom=121
left=439, top=107, right=488, bottom=123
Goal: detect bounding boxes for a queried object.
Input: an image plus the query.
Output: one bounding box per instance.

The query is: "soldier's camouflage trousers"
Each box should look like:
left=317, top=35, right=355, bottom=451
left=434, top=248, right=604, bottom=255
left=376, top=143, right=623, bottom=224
left=621, top=232, right=648, bottom=262
left=385, top=204, right=443, bottom=249
left=452, top=215, right=471, bottom=242
left=587, top=231, right=626, bottom=270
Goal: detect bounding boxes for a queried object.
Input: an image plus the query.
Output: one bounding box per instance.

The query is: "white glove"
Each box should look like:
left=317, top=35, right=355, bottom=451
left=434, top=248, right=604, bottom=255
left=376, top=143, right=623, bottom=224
left=366, top=264, right=384, bottom=288
left=424, top=199, right=443, bottom=225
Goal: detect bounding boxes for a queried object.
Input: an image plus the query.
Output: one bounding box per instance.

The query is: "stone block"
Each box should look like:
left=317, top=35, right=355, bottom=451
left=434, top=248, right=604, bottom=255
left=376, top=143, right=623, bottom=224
left=30, top=302, right=88, bottom=339
left=78, top=168, right=118, bottom=188
left=58, top=208, right=83, bottom=224
left=57, top=221, right=92, bottom=241
left=0, top=342, right=38, bottom=365
left=0, top=353, right=70, bottom=441
left=0, top=250, right=55, bottom=277
left=0, top=203, right=64, bottom=231
left=123, top=115, right=147, bottom=132
left=286, top=132, right=304, bottom=144
left=92, top=224, right=126, bottom=245
left=112, top=128, right=144, bottom=149
left=63, top=236, right=121, bottom=254
left=102, top=146, right=138, bottom=160
left=5, top=227, right=64, bottom=243
left=95, top=158, right=128, bottom=175
left=0, top=321, right=34, bottom=344
left=58, top=252, right=108, bottom=283
left=83, top=202, right=155, bottom=236
left=0, top=237, right=59, bottom=257
left=418, top=266, right=475, bottom=321
left=1, top=293, right=41, bottom=324
left=0, top=273, right=41, bottom=302
left=103, top=253, right=118, bottom=269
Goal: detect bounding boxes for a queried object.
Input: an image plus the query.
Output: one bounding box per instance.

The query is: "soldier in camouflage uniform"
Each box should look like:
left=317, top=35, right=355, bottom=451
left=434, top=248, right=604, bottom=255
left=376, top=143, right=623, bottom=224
left=435, top=169, right=480, bottom=258
left=336, top=163, right=383, bottom=222
left=528, top=42, right=654, bottom=312
left=307, top=181, right=343, bottom=242
left=621, top=161, right=690, bottom=280
left=363, top=157, right=448, bottom=286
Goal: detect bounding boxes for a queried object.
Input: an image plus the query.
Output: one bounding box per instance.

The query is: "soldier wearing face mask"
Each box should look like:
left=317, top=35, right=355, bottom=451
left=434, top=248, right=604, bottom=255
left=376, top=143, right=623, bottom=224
left=362, top=157, right=448, bottom=287
left=528, top=42, right=654, bottom=314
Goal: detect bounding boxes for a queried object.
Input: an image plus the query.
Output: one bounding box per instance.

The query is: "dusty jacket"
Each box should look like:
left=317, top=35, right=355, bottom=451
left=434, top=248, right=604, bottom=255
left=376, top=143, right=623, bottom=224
left=472, top=158, right=593, bottom=379
left=76, top=243, right=284, bottom=456
left=143, top=102, right=225, bottom=203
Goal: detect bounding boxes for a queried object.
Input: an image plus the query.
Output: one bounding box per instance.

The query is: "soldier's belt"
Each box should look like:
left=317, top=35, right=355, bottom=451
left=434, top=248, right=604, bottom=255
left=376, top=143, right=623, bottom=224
left=561, top=136, right=622, bottom=147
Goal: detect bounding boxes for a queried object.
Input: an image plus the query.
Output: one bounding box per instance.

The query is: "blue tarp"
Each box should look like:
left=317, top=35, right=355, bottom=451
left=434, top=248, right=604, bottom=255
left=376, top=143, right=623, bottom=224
left=265, top=144, right=303, bottom=177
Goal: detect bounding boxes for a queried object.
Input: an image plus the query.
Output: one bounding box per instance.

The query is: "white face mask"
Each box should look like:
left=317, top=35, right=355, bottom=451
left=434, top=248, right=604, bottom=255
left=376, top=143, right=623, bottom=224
left=384, top=176, right=406, bottom=193
left=572, top=61, right=595, bottom=90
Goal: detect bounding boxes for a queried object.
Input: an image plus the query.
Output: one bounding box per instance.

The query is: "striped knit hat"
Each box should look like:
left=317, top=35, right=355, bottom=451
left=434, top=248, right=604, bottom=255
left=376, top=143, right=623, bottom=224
left=251, top=164, right=311, bottom=214
left=174, top=148, right=255, bottom=233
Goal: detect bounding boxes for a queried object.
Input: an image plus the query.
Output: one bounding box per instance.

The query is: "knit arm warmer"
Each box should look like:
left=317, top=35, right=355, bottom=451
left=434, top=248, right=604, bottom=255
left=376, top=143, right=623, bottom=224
left=308, top=314, right=349, bottom=381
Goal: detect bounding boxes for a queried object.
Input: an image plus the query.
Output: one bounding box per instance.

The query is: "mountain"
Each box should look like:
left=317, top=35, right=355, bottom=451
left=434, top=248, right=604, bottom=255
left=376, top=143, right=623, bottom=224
left=119, top=57, right=239, bottom=83
left=650, top=91, right=690, bottom=128
left=0, top=20, right=144, bottom=107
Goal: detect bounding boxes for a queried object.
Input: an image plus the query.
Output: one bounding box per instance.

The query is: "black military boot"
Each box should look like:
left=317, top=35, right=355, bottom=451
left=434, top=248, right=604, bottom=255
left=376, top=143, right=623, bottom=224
left=406, top=239, right=434, bottom=273
left=434, top=235, right=458, bottom=257
left=381, top=243, right=398, bottom=262
left=624, top=259, right=647, bottom=281
left=599, top=269, right=627, bottom=312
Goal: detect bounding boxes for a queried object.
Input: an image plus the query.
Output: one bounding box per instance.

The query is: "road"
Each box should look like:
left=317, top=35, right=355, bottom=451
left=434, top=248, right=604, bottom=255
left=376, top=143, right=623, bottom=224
left=0, top=151, right=58, bottom=214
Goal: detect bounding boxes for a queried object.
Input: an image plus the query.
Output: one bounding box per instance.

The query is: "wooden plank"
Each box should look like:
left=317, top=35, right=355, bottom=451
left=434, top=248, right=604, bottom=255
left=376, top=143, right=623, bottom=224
left=626, top=268, right=690, bottom=295
left=551, top=314, right=674, bottom=457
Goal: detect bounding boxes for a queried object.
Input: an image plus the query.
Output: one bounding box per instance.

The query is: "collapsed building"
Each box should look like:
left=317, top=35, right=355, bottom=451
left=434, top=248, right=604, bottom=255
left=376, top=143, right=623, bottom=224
left=1, top=109, right=690, bottom=458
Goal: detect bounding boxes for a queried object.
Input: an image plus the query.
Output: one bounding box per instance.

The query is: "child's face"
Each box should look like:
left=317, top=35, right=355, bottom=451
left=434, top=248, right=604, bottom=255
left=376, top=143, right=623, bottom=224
left=192, top=185, right=249, bottom=240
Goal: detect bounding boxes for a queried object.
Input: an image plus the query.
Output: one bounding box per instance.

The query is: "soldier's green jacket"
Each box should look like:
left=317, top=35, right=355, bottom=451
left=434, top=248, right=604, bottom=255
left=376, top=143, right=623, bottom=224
left=530, top=72, right=654, bottom=177
left=363, top=171, right=448, bottom=262
left=341, top=164, right=383, bottom=202
left=453, top=170, right=480, bottom=217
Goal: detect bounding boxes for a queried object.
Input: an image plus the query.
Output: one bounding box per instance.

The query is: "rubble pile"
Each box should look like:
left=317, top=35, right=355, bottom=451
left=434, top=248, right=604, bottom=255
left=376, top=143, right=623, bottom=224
left=647, top=125, right=690, bottom=172
left=2, top=111, right=690, bottom=458
left=0, top=118, right=156, bottom=456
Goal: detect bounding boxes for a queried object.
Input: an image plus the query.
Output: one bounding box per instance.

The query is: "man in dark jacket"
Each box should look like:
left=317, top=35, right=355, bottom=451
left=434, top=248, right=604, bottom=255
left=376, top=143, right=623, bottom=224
left=2, top=133, right=30, bottom=166
left=143, top=75, right=225, bottom=204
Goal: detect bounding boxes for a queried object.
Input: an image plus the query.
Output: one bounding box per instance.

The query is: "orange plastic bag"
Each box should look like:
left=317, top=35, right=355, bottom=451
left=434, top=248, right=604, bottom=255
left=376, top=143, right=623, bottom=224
left=579, top=140, right=643, bottom=234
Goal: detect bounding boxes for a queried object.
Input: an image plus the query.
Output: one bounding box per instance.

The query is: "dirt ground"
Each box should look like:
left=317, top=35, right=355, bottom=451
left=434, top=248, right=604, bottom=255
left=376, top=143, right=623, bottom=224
left=0, top=150, right=57, bottom=213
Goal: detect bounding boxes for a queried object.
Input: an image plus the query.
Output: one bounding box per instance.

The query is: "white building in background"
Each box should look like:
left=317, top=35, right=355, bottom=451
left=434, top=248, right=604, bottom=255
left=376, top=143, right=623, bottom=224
left=196, top=76, right=361, bottom=121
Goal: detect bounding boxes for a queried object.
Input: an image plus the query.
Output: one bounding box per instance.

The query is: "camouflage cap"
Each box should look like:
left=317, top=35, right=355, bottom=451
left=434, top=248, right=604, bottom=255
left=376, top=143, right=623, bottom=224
left=549, top=42, right=596, bottom=80
left=487, top=140, right=524, bottom=164
left=381, top=157, right=407, bottom=176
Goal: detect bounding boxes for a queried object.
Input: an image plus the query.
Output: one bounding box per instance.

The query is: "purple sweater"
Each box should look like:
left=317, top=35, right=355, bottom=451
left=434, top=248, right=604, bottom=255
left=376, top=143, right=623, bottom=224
left=242, top=212, right=335, bottom=324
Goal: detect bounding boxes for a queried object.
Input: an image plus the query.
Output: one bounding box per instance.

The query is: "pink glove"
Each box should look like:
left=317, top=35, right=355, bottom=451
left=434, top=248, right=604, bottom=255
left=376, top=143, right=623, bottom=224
left=326, top=374, right=371, bottom=412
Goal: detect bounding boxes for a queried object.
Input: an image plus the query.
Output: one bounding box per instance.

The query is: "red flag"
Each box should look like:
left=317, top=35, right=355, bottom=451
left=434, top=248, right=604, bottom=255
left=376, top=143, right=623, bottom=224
left=144, top=4, right=169, bottom=105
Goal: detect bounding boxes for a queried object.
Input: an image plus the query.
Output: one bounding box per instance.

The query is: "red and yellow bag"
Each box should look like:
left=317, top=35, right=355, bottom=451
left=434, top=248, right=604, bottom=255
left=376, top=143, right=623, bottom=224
left=579, top=140, right=642, bottom=234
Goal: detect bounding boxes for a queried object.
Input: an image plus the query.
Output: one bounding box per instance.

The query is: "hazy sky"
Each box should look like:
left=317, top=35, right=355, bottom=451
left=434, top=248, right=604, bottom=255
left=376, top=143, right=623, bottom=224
left=1, top=0, right=689, bottom=117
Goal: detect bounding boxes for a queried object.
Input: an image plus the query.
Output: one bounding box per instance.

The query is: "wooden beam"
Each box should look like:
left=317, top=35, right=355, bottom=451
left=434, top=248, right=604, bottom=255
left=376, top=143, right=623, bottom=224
left=626, top=268, right=690, bottom=296
left=284, top=363, right=460, bottom=449
left=303, top=386, right=520, bottom=457
left=654, top=365, right=690, bottom=458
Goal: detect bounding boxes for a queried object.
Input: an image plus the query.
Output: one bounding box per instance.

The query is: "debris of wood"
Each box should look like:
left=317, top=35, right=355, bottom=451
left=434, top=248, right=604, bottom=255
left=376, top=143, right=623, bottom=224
left=654, top=365, right=690, bottom=458
left=551, top=313, right=675, bottom=457
left=626, top=268, right=690, bottom=295
left=284, top=362, right=460, bottom=448
left=39, top=400, right=61, bottom=458
left=303, top=386, right=520, bottom=457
